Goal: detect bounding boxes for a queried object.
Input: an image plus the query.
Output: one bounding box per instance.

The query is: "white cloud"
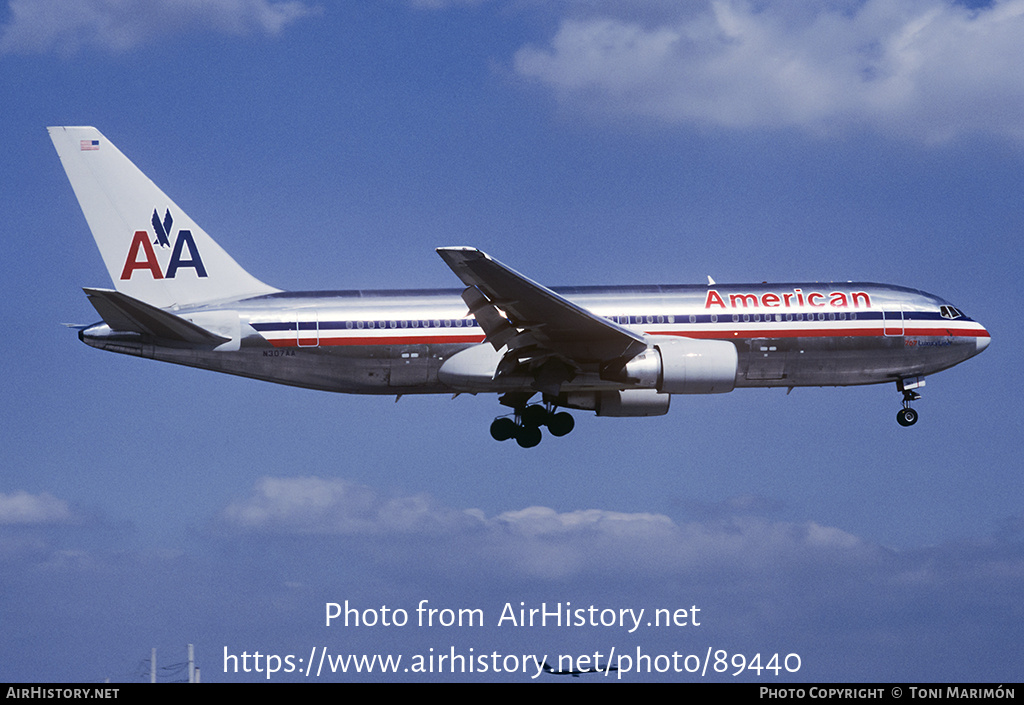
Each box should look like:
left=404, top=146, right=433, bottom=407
left=220, top=476, right=873, bottom=579
left=514, top=0, right=1024, bottom=142
left=0, top=0, right=318, bottom=54
left=0, top=490, right=72, bottom=524
left=221, top=476, right=481, bottom=535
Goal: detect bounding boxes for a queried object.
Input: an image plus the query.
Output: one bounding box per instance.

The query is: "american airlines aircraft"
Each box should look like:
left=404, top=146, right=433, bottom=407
left=50, top=127, right=990, bottom=447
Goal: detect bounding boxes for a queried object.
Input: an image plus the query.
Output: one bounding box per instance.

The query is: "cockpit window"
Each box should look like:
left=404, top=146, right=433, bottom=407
left=939, top=305, right=963, bottom=320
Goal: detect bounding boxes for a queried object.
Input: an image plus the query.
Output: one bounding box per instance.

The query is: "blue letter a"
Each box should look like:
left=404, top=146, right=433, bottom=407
left=165, top=230, right=208, bottom=278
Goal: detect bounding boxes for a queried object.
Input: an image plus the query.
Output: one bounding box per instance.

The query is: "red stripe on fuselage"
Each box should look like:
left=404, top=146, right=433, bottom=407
left=269, top=333, right=488, bottom=348
left=654, top=326, right=989, bottom=340
left=263, top=325, right=988, bottom=348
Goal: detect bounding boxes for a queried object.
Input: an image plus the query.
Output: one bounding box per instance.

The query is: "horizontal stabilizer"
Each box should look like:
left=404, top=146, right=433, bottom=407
left=83, top=288, right=229, bottom=345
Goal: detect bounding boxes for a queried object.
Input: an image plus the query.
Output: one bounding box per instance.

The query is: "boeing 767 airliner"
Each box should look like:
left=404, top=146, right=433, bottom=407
left=50, top=127, right=990, bottom=447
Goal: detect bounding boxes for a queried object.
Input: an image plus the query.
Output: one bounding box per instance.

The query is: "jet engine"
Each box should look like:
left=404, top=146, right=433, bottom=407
left=614, top=336, right=738, bottom=395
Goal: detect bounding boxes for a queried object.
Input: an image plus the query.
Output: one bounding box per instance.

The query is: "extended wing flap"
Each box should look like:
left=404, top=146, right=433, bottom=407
left=437, top=247, right=647, bottom=363
left=84, top=288, right=229, bottom=346
left=460, top=285, right=518, bottom=350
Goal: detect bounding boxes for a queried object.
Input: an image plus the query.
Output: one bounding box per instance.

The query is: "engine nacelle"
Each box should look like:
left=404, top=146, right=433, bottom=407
left=562, top=389, right=671, bottom=417
left=619, top=336, right=738, bottom=394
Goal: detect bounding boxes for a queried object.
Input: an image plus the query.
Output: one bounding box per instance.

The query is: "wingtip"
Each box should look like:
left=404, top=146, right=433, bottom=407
left=436, top=246, right=489, bottom=262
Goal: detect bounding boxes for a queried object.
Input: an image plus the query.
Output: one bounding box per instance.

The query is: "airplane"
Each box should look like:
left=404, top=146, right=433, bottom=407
left=49, top=127, right=991, bottom=448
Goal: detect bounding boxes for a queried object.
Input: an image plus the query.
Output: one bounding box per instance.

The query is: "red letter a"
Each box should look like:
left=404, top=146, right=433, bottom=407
left=120, top=231, right=163, bottom=280
left=704, top=289, right=726, bottom=309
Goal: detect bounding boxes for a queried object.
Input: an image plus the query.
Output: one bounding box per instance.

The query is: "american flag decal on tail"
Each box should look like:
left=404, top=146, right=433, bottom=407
left=80, top=140, right=99, bottom=151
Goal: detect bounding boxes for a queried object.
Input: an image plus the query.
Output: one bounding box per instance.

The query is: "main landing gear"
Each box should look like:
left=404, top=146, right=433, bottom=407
left=896, top=378, right=923, bottom=427
left=490, top=404, right=575, bottom=448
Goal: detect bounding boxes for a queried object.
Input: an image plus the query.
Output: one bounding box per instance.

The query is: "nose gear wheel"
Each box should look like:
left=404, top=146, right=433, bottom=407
left=896, top=388, right=921, bottom=427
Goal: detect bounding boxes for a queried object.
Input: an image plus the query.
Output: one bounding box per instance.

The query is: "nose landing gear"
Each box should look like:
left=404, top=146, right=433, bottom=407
left=896, top=403, right=919, bottom=427
left=896, top=378, right=923, bottom=427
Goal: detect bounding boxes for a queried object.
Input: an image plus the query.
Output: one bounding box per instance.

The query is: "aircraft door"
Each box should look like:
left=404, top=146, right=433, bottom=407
left=295, top=309, right=319, bottom=347
left=882, top=306, right=904, bottom=337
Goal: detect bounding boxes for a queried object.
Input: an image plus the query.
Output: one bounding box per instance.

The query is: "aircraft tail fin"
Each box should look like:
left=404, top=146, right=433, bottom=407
left=49, top=126, right=279, bottom=309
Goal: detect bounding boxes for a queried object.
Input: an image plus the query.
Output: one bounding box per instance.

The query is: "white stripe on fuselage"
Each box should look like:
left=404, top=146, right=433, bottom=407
left=236, top=284, right=989, bottom=349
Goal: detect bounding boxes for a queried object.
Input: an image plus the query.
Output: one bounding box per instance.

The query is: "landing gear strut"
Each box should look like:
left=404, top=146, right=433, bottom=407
left=490, top=403, right=575, bottom=447
left=896, top=379, right=923, bottom=427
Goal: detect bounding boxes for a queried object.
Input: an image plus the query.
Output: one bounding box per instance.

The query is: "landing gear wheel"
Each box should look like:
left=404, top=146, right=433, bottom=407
left=896, top=407, right=918, bottom=427
left=547, top=412, right=575, bottom=437
left=520, top=404, right=549, bottom=428
left=515, top=425, right=542, bottom=448
left=491, top=401, right=572, bottom=445
left=490, top=417, right=517, bottom=441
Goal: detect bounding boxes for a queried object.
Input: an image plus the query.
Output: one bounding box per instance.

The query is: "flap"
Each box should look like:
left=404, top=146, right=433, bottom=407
left=436, top=247, right=647, bottom=363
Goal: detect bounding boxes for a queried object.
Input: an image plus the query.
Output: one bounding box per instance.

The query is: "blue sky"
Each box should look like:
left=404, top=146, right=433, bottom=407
left=1, top=0, right=1022, bottom=683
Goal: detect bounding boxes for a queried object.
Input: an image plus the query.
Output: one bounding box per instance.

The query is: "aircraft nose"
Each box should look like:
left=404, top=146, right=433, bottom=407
left=976, top=332, right=991, bottom=354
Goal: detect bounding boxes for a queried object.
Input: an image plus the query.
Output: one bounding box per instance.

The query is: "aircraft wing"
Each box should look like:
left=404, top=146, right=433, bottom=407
left=436, top=247, right=647, bottom=363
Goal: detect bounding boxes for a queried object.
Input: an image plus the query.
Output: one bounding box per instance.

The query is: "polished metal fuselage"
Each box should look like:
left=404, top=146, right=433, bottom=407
left=80, top=282, right=989, bottom=395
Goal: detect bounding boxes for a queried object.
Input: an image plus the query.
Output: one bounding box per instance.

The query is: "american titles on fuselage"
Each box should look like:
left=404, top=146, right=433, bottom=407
left=704, top=288, right=870, bottom=310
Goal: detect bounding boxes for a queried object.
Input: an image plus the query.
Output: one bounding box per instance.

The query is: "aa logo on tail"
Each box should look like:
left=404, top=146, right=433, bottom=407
left=120, top=208, right=208, bottom=280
